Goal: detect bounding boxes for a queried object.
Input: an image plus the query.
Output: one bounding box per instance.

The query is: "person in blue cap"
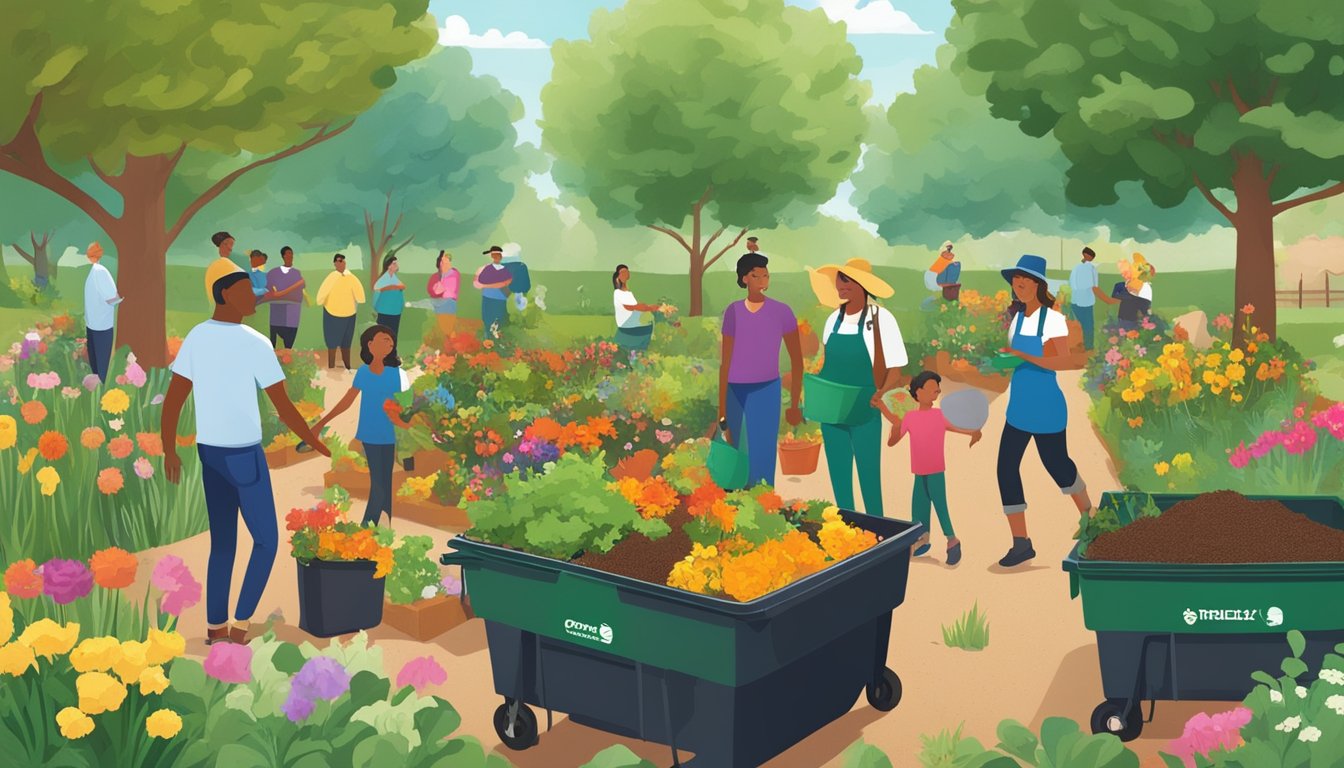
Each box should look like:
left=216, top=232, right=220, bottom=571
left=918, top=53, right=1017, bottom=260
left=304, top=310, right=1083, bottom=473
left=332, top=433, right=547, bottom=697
left=995, top=254, right=1096, bottom=568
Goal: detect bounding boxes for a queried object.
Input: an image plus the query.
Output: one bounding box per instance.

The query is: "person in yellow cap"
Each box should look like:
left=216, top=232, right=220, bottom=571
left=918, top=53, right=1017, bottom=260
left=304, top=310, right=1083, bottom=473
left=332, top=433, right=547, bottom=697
left=805, top=259, right=908, bottom=516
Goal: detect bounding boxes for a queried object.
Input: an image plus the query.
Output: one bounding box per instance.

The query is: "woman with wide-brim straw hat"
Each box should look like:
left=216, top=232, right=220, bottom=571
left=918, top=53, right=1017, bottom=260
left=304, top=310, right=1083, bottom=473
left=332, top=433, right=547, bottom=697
left=994, top=254, right=1097, bottom=568
left=804, top=258, right=908, bottom=517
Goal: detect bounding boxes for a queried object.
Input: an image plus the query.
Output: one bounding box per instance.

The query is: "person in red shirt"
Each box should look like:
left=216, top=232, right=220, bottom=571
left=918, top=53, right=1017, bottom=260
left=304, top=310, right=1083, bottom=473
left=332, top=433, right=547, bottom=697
left=882, top=371, right=982, bottom=565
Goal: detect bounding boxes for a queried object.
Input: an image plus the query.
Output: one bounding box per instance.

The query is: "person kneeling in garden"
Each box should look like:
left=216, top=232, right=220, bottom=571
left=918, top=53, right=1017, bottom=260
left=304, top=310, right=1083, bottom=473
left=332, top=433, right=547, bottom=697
left=882, top=371, right=981, bottom=565
left=162, top=271, right=329, bottom=645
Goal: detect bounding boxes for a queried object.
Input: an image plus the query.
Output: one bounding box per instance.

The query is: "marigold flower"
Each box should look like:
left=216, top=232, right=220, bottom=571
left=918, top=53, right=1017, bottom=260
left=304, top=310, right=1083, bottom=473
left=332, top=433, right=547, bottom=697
left=145, top=708, right=182, bottom=739
left=89, top=547, right=138, bottom=590
left=19, top=618, right=80, bottom=660
left=0, top=414, right=16, bottom=450
left=35, top=430, right=68, bottom=461
left=1127, top=417, right=1144, bottom=428
left=1154, top=461, right=1170, bottom=476
left=113, top=640, right=149, bottom=685
left=97, top=467, right=125, bottom=495
left=20, top=400, right=47, bottom=424
left=77, top=671, right=127, bottom=715
left=139, top=665, right=170, bottom=696
left=36, top=465, right=60, bottom=496
left=56, top=707, right=95, bottom=739
left=71, top=636, right=122, bottom=673
left=135, top=432, right=163, bottom=457
left=100, top=388, right=130, bottom=415
left=4, top=559, right=43, bottom=598
left=0, top=642, right=36, bottom=676
left=107, top=435, right=133, bottom=460
left=145, top=629, right=186, bottom=666
left=0, top=593, right=11, bottom=646
left=1240, top=304, right=1255, bottom=315
left=80, top=427, right=106, bottom=449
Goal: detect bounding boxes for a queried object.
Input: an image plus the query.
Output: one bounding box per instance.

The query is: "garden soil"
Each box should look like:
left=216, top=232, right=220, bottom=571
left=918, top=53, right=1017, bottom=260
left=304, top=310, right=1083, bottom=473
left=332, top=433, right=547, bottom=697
left=1087, top=490, right=1344, bottom=563
left=131, top=369, right=1202, bottom=767
left=574, top=508, right=693, bottom=584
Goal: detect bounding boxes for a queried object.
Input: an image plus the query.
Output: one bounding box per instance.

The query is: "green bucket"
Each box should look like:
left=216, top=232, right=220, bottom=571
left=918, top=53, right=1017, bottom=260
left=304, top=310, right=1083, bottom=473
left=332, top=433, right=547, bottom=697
left=707, top=432, right=748, bottom=490
left=989, top=353, right=1024, bottom=371
left=802, top=374, right=864, bottom=425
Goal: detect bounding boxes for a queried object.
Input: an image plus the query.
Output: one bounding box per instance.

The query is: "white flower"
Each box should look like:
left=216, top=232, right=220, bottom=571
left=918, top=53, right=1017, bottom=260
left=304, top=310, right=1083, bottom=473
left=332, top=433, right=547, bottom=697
left=1299, top=726, right=1322, bottom=743
left=1297, top=686, right=1309, bottom=699
left=1326, top=694, right=1344, bottom=715
left=109, top=418, right=124, bottom=431
left=1320, top=669, right=1344, bottom=686
left=420, top=585, right=439, bottom=600
left=1270, top=689, right=1284, bottom=703
left=1276, top=716, right=1302, bottom=732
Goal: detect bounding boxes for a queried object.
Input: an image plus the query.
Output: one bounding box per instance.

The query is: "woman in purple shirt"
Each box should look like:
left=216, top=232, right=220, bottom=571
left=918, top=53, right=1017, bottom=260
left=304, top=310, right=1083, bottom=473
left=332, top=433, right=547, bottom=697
left=717, top=253, right=804, bottom=488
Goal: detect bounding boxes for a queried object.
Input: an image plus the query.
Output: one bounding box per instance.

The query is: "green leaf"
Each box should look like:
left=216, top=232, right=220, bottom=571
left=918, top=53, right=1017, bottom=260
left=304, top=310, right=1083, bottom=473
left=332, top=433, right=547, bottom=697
left=215, top=743, right=270, bottom=768
left=1282, top=657, right=1309, bottom=679
left=168, top=658, right=209, bottom=699
left=31, top=46, right=87, bottom=88
left=1266, top=43, right=1315, bottom=74
left=996, top=720, right=1039, bottom=762
left=272, top=643, right=307, bottom=674
left=1288, top=630, right=1307, bottom=659
left=1252, top=671, right=1279, bottom=688
left=580, top=744, right=660, bottom=768
left=1159, top=754, right=1188, bottom=768
left=1331, top=56, right=1344, bottom=77
left=838, top=740, right=894, bottom=768
left=1039, top=717, right=1080, bottom=758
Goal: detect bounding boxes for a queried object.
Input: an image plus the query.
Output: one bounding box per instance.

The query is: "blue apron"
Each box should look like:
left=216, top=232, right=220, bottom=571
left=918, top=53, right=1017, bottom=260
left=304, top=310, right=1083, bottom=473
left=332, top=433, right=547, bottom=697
left=1005, top=310, right=1067, bottom=434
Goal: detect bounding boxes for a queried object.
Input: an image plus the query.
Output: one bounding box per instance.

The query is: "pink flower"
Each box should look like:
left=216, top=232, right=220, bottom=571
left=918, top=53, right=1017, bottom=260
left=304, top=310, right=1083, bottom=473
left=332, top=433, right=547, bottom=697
left=395, top=656, right=447, bottom=692
left=61, top=386, right=81, bottom=399
left=151, top=556, right=202, bottom=616
left=1168, top=707, right=1251, bottom=767
left=1213, top=314, right=1233, bottom=331
left=655, top=430, right=673, bottom=444
left=1228, top=443, right=1253, bottom=469
left=41, top=559, right=94, bottom=605
left=1282, top=422, right=1318, bottom=456
left=502, top=452, right=514, bottom=465
left=123, top=356, right=147, bottom=388
left=1104, top=348, right=1123, bottom=366
left=27, top=371, right=60, bottom=390
left=441, top=574, right=462, bottom=596
left=203, top=642, right=253, bottom=684
left=134, top=457, right=155, bottom=480
left=82, top=374, right=101, bottom=391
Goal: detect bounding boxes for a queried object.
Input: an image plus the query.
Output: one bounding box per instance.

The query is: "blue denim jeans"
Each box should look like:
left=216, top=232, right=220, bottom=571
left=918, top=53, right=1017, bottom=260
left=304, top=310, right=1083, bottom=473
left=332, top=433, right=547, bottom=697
left=361, top=442, right=395, bottom=526
left=87, top=327, right=114, bottom=382
left=1071, top=303, right=1095, bottom=350
left=198, top=443, right=277, bottom=626
left=725, top=378, right=782, bottom=488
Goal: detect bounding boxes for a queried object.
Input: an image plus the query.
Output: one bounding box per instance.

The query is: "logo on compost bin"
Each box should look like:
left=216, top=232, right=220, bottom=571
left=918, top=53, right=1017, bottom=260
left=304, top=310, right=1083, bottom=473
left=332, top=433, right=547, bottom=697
left=1183, top=609, right=1197, bottom=626
left=1182, top=607, right=1281, bottom=626
left=564, top=618, right=614, bottom=646
left=1266, top=607, right=1284, bottom=627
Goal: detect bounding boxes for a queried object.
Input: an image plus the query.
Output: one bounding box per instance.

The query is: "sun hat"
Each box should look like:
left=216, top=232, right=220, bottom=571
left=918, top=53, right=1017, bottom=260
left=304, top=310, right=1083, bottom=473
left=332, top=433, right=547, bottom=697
left=941, top=241, right=954, bottom=251
left=807, top=258, right=894, bottom=308
left=1001, top=254, right=1050, bottom=285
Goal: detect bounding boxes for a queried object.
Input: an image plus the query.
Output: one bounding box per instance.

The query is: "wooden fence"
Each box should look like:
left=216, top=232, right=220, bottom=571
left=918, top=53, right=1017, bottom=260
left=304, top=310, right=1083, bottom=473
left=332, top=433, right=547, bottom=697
left=1277, top=272, right=1344, bottom=308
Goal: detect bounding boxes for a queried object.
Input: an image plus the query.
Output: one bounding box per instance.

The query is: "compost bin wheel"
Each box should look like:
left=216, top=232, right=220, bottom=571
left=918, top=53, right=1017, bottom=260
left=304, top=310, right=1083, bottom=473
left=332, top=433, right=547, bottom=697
left=866, top=667, right=902, bottom=711
left=1090, top=699, right=1143, bottom=742
left=494, top=699, right=539, bottom=750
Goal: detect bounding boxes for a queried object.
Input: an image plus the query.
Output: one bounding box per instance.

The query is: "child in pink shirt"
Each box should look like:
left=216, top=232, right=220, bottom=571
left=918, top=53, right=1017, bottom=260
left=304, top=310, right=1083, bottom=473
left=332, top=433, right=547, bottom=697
left=881, top=371, right=981, bottom=565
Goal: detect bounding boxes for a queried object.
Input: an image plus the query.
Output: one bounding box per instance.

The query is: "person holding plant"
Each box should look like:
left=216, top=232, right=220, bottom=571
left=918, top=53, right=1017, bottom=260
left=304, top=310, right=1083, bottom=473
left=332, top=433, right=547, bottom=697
left=161, top=271, right=329, bottom=645
left=313, top=324, right=409, bottom=526
left=315, top=253, right=366, bottom=370
left=882, top=371, right=981, bottom=565
left=806, top=258, right=908, bottom=517
left=372, top=254, right=406, bottom=343
left=995, top=254, right=1096, bottom=568
left=428, top=250, right=461, bottom=340
left=717, top=252, right=804, bottom=488
left=612, top=264, right=671, bottom=349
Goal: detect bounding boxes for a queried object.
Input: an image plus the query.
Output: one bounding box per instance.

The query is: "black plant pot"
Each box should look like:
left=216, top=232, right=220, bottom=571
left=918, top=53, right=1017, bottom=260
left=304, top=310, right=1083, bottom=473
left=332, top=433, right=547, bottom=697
left=296, top=559, right=386, bottom=637
left=402, top=456, right=416, bottom=472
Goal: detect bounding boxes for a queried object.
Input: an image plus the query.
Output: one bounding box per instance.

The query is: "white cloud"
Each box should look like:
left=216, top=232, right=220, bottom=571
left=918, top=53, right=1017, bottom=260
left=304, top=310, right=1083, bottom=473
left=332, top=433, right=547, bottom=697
left=438, top=15, right=548, bottom=50
left=819, top=0, right=932, bottom=35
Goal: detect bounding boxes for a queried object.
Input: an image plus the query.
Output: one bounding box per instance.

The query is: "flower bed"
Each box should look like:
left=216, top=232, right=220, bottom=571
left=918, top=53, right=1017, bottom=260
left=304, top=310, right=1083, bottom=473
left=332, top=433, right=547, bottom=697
left=259, top=348, right=326, bottom=461
left=0, top=318, right=206, bottom=565
left=394, top=473, right=471, bottom=531
left=906, top=288, right=1014, bottom=375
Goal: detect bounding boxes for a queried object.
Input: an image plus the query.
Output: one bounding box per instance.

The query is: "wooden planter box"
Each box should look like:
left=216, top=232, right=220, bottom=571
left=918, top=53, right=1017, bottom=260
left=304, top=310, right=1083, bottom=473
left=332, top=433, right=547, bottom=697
left=382, top=595, right=470, bottom=641
left=265, top=444, right=317, bottom=469
left=394, top=496, right=472, bottom=532
left=405, top=449, right=456, bottom=476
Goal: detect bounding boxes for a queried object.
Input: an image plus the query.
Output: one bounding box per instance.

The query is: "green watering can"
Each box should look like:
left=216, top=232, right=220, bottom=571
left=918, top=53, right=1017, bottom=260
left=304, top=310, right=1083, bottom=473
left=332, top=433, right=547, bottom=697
left=707, top=423, right=748, bottom=490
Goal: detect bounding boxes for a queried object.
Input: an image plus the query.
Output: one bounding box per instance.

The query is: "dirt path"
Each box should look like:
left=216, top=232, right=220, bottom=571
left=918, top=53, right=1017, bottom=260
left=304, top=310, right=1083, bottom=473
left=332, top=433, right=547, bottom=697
left=132, top=369, right=1193, bottom=767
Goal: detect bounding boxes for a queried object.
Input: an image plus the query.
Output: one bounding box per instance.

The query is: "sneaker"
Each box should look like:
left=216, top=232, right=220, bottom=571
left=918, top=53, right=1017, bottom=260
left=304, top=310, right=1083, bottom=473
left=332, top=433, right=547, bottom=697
left=946, top=541, right=962, bottom=566
left=998, top=537, right=1035, bottom=567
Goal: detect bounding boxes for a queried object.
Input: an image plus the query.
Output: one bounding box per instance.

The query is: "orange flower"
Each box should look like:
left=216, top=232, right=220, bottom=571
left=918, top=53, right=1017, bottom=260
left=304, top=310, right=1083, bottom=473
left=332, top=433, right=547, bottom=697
left=81, top=427, right=106, bottom=450
left=709, top=500, right=738, bottom=532
left=526, top=417, right=564, bottom=443
left=107, top=436, right=134, bottom=460
left=755, top=490, right=784, bottom=513
left=686, top=482, right=726, bottom=519
left=3, top=559, right=43, bottom=598
left=1127, top=417, right=1144, bottom=428
left=1240, top=304, right=1255, bottom=315
left=97, top=467, right=125, bottom=495
left=21, top=400, right=47, bottom=425
left=176, top=434, right=196, bottom=447
left=636, top=477, right=679, bottom=520
left=166, top=336, right=183, bottom=363
left=89, top=547, right=138, bottom=590
left=38, top=431, right=69, bottom=461
left=135, top=433, right=164, bottom=457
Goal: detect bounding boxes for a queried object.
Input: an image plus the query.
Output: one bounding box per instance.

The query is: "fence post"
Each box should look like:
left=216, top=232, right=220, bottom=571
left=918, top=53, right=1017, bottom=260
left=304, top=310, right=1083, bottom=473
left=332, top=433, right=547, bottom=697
left=1299, top=275, right=1304, bottom=309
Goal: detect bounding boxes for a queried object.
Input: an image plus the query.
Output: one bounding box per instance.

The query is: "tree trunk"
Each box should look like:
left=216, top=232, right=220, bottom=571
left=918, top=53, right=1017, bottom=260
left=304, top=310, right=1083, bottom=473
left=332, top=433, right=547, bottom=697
left=688, top=248, right=706, bottom=317
left=109, top=155, right=173, bottom=368
left=1230, top=155, right=1277, bottom=343
left=31, top=239, right=53, bottom=288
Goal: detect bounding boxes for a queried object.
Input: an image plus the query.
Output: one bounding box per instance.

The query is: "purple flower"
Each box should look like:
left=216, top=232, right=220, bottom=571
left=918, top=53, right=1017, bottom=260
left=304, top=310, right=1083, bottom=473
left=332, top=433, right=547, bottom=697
left=82, top=374, right=101, bottom=392
left=284, top=657, right=350, bottom=723
left=203, top=642, right=253, bottom=684
left=441, top=574, right=462, bottom=596
left=282, top=695, right=316, bottom=722
left=151, top=394, right=165, bottom=406
left=395, top=656, right=447, bottom=692
left=41, top=559, right=94, bottom=605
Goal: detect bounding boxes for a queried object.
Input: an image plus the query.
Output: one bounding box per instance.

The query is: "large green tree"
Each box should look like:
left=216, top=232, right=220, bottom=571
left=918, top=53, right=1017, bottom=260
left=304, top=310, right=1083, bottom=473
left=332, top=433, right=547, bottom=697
left=0, top=0, right=436, bottom=365
left=541, top=0, right=869, bottom=316
left=228, top=47, right=532, bottom=291
left=949, top=0, right=1344, bottom=339
left=853, top=45, right=1221, bottom=249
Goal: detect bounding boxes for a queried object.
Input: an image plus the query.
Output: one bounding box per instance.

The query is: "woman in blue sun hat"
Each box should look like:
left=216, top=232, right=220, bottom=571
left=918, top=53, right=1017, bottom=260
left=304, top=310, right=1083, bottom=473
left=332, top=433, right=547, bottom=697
left=995, top=255, right=1097, bottom=568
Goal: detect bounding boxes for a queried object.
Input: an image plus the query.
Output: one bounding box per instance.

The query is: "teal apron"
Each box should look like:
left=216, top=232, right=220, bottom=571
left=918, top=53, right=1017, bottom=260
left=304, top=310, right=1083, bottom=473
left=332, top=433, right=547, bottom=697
left=1005, top=310, right=1067, bottom=434
left=818, top=307, right=884, bottom=516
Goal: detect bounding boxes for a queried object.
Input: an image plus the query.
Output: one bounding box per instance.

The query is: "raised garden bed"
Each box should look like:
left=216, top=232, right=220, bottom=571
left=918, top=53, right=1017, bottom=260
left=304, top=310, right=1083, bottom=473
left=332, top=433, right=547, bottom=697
left=265, top=443, right=318, bottom=469
left=382, top=595, right=470, bottom=641
left=394, top=497, right=471, bottom=532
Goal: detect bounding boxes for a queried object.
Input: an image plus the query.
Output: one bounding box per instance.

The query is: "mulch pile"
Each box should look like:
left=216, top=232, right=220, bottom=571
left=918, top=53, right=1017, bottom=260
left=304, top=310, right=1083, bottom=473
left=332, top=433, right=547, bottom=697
left=1086, top=490, right=1344, bottom=564
left=574, top=509, right=694, bottom=585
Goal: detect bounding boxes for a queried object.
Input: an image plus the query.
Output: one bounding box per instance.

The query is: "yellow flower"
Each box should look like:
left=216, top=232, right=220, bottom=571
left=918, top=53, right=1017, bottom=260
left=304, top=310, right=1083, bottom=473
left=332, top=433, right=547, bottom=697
left=145, top=708, right=182, bottom=739
left=71, top=636, right=122, bottom=673
left=18, top=619, right=80, bottom=660
left=77, top=671, right=127, bottom=715
left=1154, top=461, right=1170, bottom=477
left=1231, top=392, right=1244, bottom=403
left=17, top=448, right=38, bottom=474
left=36, top=465, right=60, bottom=496
left=145, top=629, right=186, bottom=666
left=1226, top=363, right=1246, bottom=383
left=0, top=593, right=12, bottom=646
left=1228, top=348, right=1245, bottom=363
left=112, top=640, right=149, bottom=685
left=0, top=414, right=16, bottom=450
left=100, top=388, right=131, bottom=415
left=0, top=642, right=37, bottom=676
left=1171, top=453, right=1194, bottom=471
left=56, top=707, right=95, bottom=740
left=1204, top=353, right=1222, bottom=368
left=138, top=665, right=170, bottom=696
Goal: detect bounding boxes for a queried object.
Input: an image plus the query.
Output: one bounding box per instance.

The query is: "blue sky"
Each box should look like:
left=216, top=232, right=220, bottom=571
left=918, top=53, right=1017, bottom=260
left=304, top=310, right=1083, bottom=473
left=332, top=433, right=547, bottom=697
left=429, top=1, right=954, bottom=218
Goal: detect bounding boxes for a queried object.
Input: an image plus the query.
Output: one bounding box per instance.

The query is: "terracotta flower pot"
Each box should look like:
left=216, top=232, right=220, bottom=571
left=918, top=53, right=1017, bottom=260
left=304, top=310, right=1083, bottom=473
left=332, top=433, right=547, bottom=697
left=382, top=595, right=469, bottom=641
left=778, top=439, right=822, bottom=475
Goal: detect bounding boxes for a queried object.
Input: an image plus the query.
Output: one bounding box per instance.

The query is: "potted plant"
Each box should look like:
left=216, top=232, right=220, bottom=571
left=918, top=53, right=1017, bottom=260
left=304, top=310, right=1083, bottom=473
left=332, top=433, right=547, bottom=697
left=287, top=489, right=393, bottom=638
left=778, top=421, right=823, bottom=476
left=382, top=534, right=470, bottom=640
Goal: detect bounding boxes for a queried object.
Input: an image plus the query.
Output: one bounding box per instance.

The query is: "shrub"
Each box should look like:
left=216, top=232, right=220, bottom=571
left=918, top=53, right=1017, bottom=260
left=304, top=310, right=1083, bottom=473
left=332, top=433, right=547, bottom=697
left=942, top=603, right=990, bottom=652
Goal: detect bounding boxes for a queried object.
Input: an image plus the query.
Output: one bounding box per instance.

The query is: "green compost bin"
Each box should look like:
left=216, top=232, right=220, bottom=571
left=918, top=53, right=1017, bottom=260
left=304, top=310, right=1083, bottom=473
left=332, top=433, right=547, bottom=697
left=1062, top=492, right=1344, bottom=743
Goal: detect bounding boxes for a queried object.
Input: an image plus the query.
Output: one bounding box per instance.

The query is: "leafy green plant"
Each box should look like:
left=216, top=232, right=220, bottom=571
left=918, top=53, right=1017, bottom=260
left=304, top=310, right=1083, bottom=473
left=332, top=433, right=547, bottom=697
left=918, top=724, right=993, bottom=768
left=849, top=718, right=1140, bottom=768
left=386, top=536, right=440, bottom=606
left=1074, top=492, right=1161, bottom=558
left=466, top=451, right=668, bottom=560
left=942, top=603, right=990, bottom=652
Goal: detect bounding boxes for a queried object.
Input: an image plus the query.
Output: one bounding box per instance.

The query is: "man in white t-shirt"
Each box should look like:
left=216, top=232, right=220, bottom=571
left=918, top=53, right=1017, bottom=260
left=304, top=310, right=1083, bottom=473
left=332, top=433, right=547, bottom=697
left=161, top=271, right=328, bottom=646
left=83, top=242, right=123, bottom=382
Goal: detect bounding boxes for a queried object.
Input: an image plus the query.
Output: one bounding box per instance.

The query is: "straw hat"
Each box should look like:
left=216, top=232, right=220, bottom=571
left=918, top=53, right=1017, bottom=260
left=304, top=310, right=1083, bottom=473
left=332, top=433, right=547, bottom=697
left=807, top=258, right=894, bottom=308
